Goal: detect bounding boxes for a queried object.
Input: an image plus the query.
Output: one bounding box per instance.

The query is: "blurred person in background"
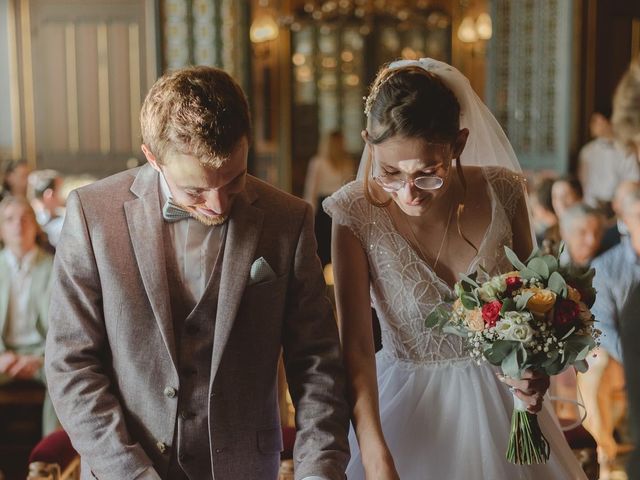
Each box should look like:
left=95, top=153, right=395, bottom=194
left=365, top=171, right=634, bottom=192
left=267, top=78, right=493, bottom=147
left=551, top=175, right=584, bottom=219
left=0, top=159, right=31, bottom=200
left=29, top=169, right=66, bottom=248
left=0, top=196, right=58, bottom=435
left=558, top=203, right=604, bottom=268
left=611, top=56, right=640, bottom=480
left=578, top=108, right=640, bottom=212
left=600, top=180, right=640, bottom=252
left=530, top=176, right=560, bottom=248
left=303, top=130, right=355, bottom=266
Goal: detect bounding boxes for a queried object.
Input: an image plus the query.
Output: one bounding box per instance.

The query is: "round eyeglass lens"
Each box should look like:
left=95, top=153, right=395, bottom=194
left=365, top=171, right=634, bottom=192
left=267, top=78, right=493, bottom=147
left=414, top=176, right=444, bottom=190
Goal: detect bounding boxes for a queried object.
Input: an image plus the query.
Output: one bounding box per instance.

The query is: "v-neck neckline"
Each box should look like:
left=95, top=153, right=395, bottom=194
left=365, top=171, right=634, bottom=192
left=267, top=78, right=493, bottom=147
left=381, top=175, right=497, bottom=291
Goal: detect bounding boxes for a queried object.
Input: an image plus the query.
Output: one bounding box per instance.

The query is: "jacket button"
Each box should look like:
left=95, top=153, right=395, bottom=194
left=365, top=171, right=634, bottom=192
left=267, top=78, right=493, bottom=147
left=156, top=441, right=167, bottom=454
left=215, top=448, right=224, bottom=454
left=164, top=387, right=177, bottom=398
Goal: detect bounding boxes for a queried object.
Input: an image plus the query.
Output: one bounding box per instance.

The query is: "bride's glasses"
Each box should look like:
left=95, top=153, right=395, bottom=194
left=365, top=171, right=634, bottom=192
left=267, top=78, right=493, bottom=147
left=374, top=173, right=445, bottom=192
left=372, top=142, right=453, bottom=192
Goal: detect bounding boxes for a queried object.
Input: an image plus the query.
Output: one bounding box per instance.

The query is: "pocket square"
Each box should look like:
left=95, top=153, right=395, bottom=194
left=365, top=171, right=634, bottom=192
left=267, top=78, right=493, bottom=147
left=248, top=257, right=277, bottom=285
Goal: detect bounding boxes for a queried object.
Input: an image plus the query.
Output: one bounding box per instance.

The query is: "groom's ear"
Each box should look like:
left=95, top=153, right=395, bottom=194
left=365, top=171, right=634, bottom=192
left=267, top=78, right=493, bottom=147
left=141, top=144, right=161, bottom=172
left=452, top=128, right=469, bottom=158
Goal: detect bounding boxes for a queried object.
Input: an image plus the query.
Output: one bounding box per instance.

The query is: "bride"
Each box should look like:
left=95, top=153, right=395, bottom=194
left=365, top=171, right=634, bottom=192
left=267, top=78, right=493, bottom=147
left=323, top=58, right=587, bottom=479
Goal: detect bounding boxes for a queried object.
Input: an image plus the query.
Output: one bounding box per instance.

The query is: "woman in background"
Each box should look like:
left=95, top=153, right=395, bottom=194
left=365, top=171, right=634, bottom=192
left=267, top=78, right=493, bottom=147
left=304, top=130, right=355, bottom=265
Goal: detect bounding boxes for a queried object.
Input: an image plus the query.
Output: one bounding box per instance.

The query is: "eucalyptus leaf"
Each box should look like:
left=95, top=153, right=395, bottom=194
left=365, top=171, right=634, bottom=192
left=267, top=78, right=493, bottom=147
left=501, top=347, right=522, bottom=379
left=548, top=271, right=568, bottom=297
left=442, top=325, right=466, bottom=337
left=425, top=310, right=442, bottom=328
left=560, top=326, right=576, bottom=341
left=500, top=298, right=516, bottom=315
left=527, top=258, right=550, bottom=280
left=461, top=292, right=479, bottom=310
left=520, top=267, right=541, bottom=281
left=574, top=359, right=589, bottom=373
left=484, top=340, right=518, bottom=364
left=459, top=273, right=480, bottom=289
left=526, top=247, right=541, bottom=263
left=504, top=246, right=527, bottom=271
left=541, top=255, right=559, bottom=274
left=516, top=291, right=535, bottom=310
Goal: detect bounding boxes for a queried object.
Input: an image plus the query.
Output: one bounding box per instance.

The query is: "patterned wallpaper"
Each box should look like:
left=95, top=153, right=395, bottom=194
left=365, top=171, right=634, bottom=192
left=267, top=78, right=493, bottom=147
left=487, top=0, right=573, bottom=172
left=162, top=0, right=248, bottom=88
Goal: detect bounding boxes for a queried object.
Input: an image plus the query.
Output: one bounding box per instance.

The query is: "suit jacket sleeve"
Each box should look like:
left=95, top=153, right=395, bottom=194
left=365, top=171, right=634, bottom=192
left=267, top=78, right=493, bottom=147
left=45, top=191, right=155, bottom=479
left=282, top=203, right=350, bottom=480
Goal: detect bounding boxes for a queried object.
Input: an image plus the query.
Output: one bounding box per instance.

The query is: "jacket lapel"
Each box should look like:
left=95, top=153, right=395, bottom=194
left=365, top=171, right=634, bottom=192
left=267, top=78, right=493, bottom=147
left=124, top=165, right=178, bottom=369
left=210, top=179, right=263, bottom=380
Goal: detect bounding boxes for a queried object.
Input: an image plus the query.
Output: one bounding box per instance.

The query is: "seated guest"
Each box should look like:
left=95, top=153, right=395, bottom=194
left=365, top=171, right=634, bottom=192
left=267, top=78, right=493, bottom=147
left=0, top=196, right=58, bottom=435
left=29, top=169, right=66, bottom=248
left=612, top=54, right=640, bottom=480
left=552, top=175, right=584, bottom=219
left=530, top=176, right=560, bottom=248
left=0, top=159, right=31, bottom=200
left=578, top=108, right=640, bottom=211
left=558, top=203, right=604, bottom=267
left=587, top=184, right=640, bottom=475
left=600, top=180, right=640, bottom=252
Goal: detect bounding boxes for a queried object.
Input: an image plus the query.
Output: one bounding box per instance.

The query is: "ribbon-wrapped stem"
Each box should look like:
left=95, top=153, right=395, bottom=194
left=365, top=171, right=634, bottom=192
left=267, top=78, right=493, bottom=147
left=506, top=392, right=551, bottom=464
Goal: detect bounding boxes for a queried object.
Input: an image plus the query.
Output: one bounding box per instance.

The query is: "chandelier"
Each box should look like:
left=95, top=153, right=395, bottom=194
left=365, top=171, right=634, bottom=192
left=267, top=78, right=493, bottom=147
left=280, top=0, right=451, bottom=33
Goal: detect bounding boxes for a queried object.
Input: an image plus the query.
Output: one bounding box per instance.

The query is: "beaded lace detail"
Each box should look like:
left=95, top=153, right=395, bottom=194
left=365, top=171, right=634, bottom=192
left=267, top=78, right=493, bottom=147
left=324, top=167, right=525, bottom=363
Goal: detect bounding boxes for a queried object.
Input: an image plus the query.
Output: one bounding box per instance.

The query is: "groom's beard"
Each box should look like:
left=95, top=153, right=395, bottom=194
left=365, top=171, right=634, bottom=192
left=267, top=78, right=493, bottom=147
left=173, top=200, right=229, bottom=226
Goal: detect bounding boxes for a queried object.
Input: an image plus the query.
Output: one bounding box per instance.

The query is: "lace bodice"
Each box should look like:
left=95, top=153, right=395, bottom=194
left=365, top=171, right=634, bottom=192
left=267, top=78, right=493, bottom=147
left=324, top=167, right=526, bottom=363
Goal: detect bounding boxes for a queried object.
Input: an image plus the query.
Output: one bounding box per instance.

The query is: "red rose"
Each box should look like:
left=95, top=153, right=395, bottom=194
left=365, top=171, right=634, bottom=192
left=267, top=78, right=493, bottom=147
left=505, top=276, right=523, bottom=293
left=554, top=299, right=580, bottom=326
left=481, top=300, right=502, bottom=327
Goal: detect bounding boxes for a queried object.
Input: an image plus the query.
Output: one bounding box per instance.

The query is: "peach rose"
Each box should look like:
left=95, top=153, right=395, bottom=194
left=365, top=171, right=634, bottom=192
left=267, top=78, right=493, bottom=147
left=465, top=308, right=486, bottom=332
left=523, top=288, right=557, bottom=315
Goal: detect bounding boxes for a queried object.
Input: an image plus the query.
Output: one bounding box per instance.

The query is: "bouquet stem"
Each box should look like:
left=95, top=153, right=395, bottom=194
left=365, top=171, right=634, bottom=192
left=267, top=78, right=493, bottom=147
left=506, top=394, right=550, bottom=465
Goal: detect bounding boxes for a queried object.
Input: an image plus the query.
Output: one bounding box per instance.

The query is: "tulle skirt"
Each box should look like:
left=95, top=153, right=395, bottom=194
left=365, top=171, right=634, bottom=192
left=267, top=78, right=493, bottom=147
left=346, top=351, right=587, bottom=480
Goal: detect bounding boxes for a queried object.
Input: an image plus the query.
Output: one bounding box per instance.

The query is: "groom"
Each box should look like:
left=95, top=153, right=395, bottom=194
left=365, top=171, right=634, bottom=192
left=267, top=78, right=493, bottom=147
left=45, top=66, right=350, bottom=480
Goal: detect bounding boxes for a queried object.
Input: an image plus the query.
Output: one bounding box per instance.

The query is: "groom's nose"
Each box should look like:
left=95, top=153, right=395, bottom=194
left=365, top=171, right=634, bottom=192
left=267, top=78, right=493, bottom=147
left=203, top=189, right=229, bottom=214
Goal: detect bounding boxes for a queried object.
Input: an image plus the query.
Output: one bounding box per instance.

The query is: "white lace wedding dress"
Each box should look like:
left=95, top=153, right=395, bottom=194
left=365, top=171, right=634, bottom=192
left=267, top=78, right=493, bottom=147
left=324, top=168, right=587, bottom=480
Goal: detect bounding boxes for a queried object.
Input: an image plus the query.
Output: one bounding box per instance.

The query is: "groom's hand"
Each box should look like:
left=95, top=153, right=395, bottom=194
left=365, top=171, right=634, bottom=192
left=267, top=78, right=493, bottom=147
left=499, top=370, right=550, bottom=414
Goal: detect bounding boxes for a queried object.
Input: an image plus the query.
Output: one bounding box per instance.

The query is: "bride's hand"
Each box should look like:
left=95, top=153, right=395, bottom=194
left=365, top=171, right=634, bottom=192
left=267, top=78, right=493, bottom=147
left=363, top=449, right=400, bottom=480
left=498, top=369, right=550, bottom=414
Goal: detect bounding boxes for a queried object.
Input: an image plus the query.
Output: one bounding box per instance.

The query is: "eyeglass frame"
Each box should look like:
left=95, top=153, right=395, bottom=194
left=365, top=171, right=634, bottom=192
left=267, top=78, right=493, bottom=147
left=369, top=141, right=455, bottom=193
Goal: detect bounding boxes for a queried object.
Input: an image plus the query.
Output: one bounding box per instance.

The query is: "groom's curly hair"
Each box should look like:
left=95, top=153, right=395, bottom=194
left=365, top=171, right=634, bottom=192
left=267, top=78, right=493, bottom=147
left=140, top=66, right=251, bottom=167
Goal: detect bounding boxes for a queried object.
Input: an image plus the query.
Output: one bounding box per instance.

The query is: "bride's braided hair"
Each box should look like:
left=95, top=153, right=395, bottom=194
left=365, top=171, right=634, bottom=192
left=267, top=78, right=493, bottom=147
left=363, top=64, right=478, bottom=254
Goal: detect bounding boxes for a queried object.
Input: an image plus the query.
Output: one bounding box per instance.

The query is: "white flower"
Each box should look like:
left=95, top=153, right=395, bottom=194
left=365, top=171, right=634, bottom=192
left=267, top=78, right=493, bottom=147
left=508, top=324, right=534, bottom=344
left=477, top=278, right=505, bottom=302
left=495, top=311, right=534, bottom=343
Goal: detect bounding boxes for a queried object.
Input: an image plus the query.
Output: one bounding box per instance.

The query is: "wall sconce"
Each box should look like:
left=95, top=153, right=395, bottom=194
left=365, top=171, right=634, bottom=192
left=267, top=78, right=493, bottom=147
left=250, top=10, right=279, bottom=44
left=457, top=12, right=492, bottom=44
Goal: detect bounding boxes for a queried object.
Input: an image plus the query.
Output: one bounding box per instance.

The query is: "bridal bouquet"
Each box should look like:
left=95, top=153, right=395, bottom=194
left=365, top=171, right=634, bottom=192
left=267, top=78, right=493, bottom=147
left=426, top=245, right=600, bottom=465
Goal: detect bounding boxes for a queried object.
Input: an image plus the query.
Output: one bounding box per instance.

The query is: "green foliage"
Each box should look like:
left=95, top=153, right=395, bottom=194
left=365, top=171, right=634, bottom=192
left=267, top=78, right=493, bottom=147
left=505, top=246, right=527, bottom=270
left=548, top=271, right=567, bottom=297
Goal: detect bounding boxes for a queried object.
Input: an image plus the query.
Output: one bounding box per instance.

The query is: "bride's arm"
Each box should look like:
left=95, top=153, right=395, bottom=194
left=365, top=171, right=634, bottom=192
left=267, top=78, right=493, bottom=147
left=511, top=181, right=535, bottom=260
left=503, top=184, right=550, bottom=413
left=331, top=222, right=399, bottom=479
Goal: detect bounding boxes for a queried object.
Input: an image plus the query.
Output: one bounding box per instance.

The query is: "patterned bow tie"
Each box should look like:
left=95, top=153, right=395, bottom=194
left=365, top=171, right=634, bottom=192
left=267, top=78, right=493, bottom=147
left=162, top=199, right=191, bottom=222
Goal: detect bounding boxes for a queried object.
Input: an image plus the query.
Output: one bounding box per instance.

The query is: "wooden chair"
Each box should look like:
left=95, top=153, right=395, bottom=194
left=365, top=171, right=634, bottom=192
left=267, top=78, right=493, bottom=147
left=27, top=430, right=79, bottom=480
left=577, top=349, right=628, bottom=478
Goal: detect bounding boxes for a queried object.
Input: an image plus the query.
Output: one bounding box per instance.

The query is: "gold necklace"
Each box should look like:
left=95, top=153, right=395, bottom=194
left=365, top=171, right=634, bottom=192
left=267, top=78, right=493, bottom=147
left=402, top=201, right=455, bottom=271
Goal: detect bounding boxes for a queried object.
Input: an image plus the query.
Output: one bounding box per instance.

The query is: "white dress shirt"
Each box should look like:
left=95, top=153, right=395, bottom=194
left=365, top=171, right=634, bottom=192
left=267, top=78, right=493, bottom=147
left=578, top=138, right=640, bottom=207
left=3, top=249, right=42, bottom=349
left=159, top=174, right=223, bottom=302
